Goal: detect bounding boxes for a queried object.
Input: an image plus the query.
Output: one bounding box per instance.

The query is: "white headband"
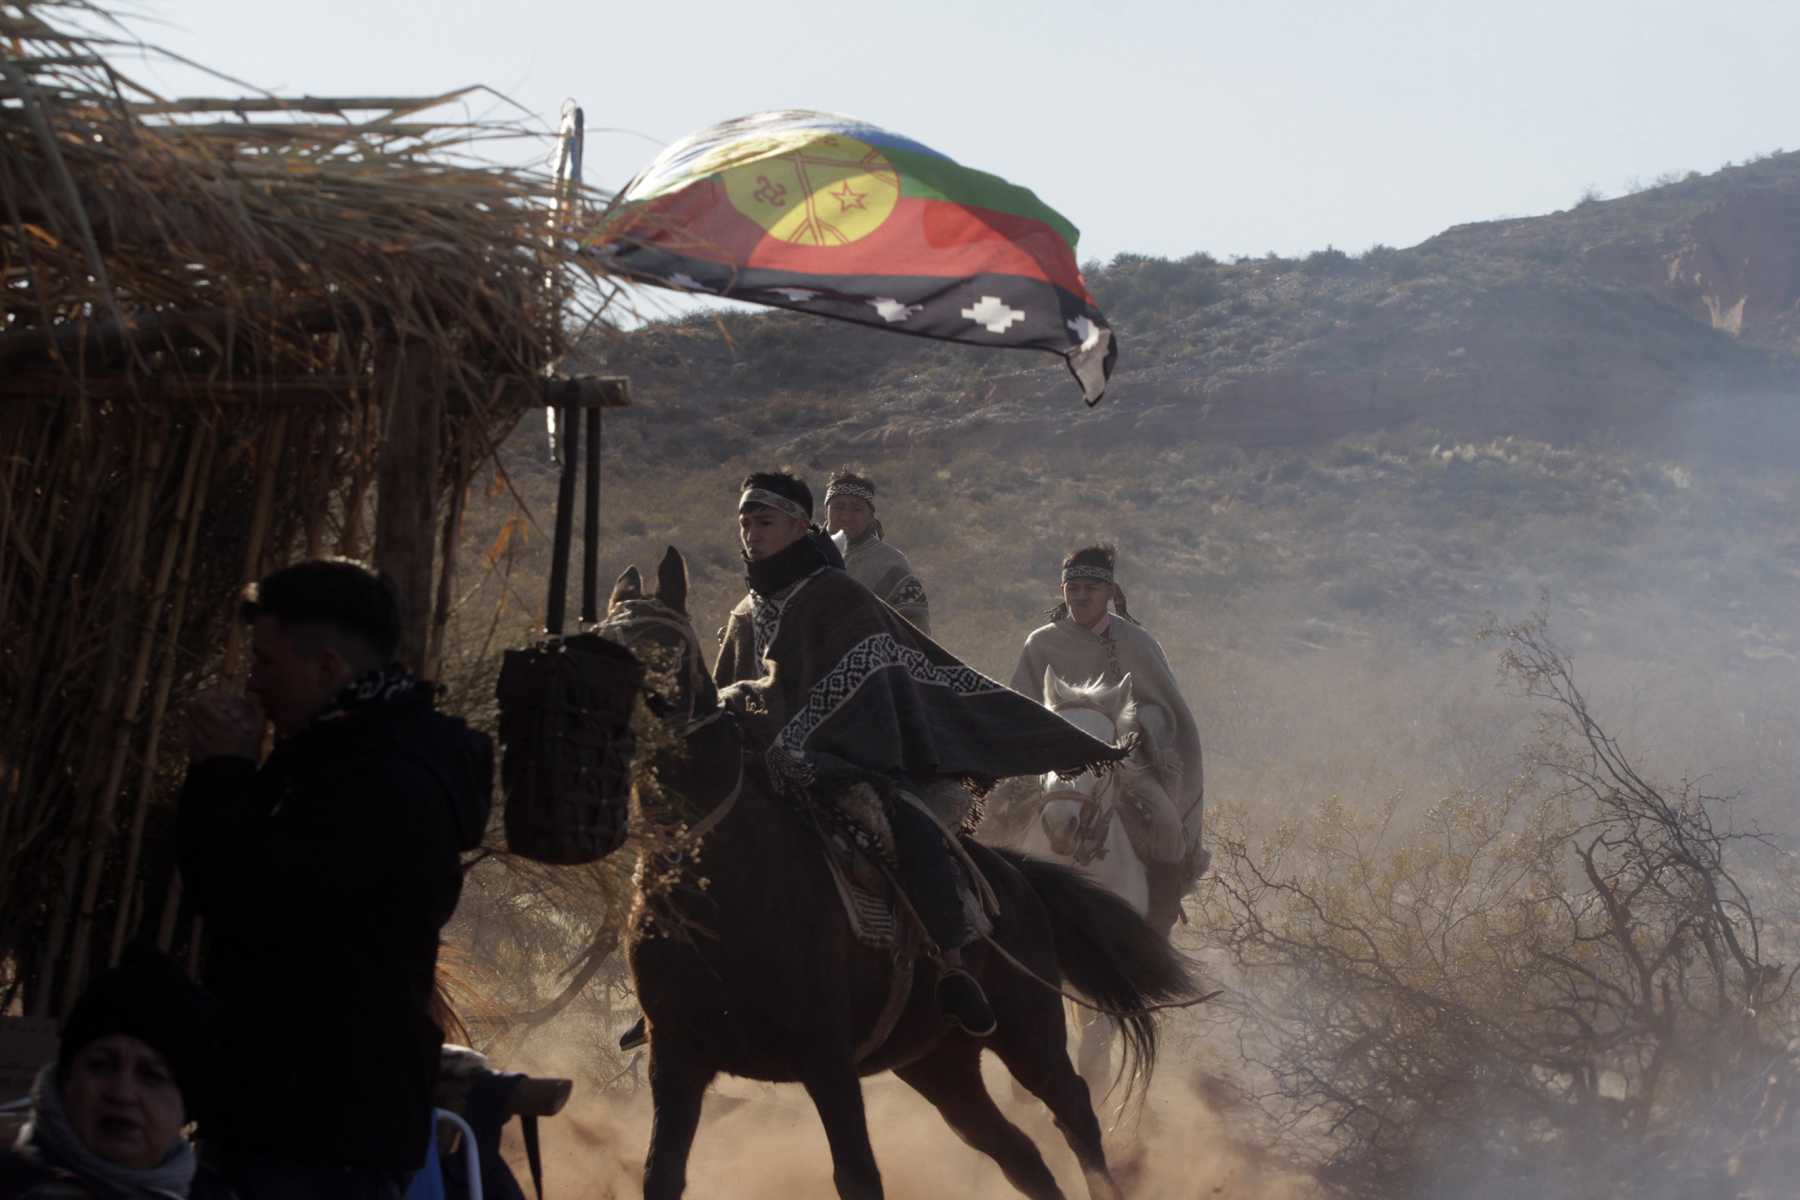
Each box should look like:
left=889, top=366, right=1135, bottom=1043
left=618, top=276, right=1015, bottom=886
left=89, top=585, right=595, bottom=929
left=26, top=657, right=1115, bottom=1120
left=1063, top=564, right=1114, bottom=584
left=739, top=488, right=809, bottom=523
left=824, top=481, right=875, bottom=505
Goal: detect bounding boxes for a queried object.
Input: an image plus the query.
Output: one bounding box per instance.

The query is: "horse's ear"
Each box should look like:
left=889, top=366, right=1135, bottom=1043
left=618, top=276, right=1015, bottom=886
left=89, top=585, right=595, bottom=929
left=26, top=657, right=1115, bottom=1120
left=655, top=546, right=688, bottom=615
left=1090, top=672, right=1131, bottom=716
left=609, top=565, right=642, bottom=609
left=1043, top=665, right=1067, bottom=707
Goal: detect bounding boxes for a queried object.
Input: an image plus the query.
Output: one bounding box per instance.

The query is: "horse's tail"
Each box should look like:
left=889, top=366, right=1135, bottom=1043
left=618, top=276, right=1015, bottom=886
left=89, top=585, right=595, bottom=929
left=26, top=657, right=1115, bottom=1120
left=990, top=846, right=1196, bottom=1098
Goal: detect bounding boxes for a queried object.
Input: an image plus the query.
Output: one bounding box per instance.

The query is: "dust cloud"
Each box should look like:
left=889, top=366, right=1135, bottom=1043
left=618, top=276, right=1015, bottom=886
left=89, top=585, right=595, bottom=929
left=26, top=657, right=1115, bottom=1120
left=501, top=1054, right=1315, bottom=1199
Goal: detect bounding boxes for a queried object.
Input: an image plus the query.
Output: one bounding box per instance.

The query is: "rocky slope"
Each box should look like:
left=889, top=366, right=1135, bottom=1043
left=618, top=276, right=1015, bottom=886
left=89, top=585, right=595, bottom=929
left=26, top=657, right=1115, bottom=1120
left=579, top=150, right=1800, bottom=464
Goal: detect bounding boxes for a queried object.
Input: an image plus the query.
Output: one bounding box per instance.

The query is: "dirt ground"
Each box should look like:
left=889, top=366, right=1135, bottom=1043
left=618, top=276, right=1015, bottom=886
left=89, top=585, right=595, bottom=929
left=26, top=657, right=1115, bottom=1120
left=501, top=1055, right=1316, bottom=1199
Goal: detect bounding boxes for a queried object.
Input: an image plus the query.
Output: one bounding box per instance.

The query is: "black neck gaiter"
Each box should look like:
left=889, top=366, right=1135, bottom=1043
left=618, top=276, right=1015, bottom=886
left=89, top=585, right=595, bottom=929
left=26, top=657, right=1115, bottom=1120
left=745, top=528, right=844, bottom=596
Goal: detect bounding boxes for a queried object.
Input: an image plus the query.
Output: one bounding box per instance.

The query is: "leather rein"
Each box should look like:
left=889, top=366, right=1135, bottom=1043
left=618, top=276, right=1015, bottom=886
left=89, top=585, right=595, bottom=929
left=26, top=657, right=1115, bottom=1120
left=1024, top=701, right=1122, bottom=866
left=595, top=603, right=743, bottom=849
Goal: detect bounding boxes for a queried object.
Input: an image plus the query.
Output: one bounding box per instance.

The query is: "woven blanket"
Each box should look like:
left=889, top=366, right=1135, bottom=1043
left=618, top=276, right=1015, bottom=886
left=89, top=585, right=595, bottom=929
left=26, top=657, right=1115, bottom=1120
left=717, top=567, right=1127, bottom=796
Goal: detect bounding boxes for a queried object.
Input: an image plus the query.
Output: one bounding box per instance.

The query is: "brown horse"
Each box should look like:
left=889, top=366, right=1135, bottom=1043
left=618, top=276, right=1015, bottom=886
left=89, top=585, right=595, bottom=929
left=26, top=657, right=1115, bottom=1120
left=599, top=548, right=1197, bottom=1200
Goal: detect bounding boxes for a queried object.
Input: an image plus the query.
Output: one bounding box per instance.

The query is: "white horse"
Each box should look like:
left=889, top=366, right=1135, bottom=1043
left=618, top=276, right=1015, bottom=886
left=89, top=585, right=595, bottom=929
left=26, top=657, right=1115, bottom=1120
left=1016, top=666, right=1153, bottom=1095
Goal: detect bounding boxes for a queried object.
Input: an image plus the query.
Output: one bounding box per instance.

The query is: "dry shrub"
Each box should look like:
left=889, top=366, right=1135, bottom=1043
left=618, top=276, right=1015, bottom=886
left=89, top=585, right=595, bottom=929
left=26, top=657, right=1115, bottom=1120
left=1199, top=615, right=1800, bottom=1199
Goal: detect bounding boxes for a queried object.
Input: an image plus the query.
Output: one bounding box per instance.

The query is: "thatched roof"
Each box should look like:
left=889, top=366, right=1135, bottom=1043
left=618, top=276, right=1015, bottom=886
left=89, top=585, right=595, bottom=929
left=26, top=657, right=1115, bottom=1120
left=0, top=1, right=629, bottom=1015
left=1, top=4, right=627, bottom=391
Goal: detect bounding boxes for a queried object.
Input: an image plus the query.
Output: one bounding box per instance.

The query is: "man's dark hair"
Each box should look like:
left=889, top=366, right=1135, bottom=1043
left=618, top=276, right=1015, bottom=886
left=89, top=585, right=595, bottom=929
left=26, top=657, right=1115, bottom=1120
left=740, top=470, right=813, bottom=520
left=239, top=559, right=401, bottom=665
left=1062, top=544, right=1117, bottom=573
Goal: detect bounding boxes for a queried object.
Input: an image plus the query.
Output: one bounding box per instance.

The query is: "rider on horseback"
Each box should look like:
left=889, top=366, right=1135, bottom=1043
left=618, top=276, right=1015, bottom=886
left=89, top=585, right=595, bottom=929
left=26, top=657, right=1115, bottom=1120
left=716, top=472, right=1125, bottom=1039
left=1010, top=545, right=1206, bottom=932
left=821, top=468, right=931, bottom=634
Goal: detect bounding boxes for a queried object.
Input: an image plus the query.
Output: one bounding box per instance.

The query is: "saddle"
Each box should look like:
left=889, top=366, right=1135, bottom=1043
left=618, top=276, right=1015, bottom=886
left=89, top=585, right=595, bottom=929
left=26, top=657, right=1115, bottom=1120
left=776, top=766, right=927, bottom=1062
left=795, top=766, right=907, bottom=951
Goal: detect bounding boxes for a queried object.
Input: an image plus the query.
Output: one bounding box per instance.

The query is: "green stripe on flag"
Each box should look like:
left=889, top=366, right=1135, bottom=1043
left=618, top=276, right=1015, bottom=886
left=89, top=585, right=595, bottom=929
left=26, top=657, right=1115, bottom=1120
left=881, top=145, right=1081, bottom=249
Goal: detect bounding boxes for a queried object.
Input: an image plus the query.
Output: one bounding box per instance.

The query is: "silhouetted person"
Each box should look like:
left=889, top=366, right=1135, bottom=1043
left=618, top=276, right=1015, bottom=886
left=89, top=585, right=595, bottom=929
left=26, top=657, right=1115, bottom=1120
left=178, top=560, right=491, bottom=1199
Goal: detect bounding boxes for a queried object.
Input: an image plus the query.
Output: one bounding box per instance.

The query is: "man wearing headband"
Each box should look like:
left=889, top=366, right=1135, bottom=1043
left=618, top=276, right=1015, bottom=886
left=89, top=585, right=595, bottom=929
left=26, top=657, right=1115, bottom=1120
left=823, top=469, right=931, bottom=634
left=1010, top=545, right=1206, bottom=933
left=712, top=472, right=1127, bottom=1039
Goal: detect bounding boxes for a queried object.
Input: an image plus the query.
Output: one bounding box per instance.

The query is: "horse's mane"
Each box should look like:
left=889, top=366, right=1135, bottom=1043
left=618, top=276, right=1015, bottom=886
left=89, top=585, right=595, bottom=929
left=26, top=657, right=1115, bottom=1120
left=1049, top=675, right=1141, bottom=745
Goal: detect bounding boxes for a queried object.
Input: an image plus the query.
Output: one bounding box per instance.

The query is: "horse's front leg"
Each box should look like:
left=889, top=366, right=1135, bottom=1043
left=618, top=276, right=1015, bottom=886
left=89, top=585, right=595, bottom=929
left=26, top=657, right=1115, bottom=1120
left=801, top=1061, right=884, bottom=1200
left=644, top=1039, right=716, bottom=1200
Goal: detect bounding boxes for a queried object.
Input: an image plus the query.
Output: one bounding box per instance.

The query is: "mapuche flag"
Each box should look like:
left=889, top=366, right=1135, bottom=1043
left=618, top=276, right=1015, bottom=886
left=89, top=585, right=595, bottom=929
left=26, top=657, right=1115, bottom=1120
left=589, top=110, right=1117, bottom=404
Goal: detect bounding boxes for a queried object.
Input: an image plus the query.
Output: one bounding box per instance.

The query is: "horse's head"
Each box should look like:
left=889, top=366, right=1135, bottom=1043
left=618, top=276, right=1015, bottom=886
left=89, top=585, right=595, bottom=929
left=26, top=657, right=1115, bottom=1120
left=1037, top=666, right=1137, bottom=858
left=596, top=546, right=717, bottom=725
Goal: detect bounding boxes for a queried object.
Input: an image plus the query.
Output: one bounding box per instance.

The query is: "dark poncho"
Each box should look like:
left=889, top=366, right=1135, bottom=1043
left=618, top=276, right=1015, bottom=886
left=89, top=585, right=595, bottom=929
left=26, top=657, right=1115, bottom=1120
left=715, top=535, right=1124, bottom=792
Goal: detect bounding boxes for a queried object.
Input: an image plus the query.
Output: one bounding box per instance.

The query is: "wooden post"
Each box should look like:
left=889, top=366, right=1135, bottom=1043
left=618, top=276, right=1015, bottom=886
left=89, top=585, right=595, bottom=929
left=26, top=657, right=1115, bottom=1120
left=373, top=344, right=441, bottom=674
left=221, top=412, right=289, bottom=681
left=110, top=425, right=216, bottom=964
left=338, top=393, right=378, bottom=561
left=426, top=433, right=468, bottom=681
left=63, top=420, right=177, bottom=1003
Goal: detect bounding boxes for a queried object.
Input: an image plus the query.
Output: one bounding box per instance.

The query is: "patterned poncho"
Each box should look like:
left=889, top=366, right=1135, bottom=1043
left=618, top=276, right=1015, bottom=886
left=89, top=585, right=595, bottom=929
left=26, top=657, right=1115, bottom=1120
left=840, top=532, right=931, bottom=633
left=716, top=562, right=1123, bottom=794
left=1011, top=615, right=1204, bottom=861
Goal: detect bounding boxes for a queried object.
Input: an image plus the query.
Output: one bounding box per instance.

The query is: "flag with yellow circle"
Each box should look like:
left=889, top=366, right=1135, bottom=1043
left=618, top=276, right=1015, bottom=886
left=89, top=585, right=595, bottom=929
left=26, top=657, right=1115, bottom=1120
left=590, top=110, right=1116, bottom=405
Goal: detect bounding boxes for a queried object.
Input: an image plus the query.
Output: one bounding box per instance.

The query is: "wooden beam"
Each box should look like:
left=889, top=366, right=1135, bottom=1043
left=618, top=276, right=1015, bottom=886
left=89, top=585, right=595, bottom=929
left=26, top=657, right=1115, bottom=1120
left=5, top=372, right=632, bottom=410
left=165, top=122, right=451, bottom=140
left=537, top=376, right=631, bottom=409
left=0, top=302, right=353, bottom=366
left=127, top=91, right=474, bottom=117
left=372, top=345, right=441, bottom=675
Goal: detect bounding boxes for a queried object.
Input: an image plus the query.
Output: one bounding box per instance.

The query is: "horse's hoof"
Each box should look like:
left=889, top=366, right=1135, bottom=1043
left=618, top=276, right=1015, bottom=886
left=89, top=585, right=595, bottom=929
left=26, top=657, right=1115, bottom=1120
left=619, top=1015, right=647, bottom=1051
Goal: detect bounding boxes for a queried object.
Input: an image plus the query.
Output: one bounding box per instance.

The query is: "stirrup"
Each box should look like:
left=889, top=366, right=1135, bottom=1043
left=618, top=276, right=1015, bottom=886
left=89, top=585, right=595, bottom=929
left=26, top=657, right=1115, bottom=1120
left=619, top=1015, right=647, bottom=1051
left=937, top=967, right=996, bottom=1038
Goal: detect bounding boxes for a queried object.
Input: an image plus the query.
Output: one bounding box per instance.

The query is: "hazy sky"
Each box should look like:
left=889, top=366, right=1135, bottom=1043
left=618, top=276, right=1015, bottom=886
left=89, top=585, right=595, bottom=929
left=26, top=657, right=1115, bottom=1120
left=125, top=0, right=1798, bottom=265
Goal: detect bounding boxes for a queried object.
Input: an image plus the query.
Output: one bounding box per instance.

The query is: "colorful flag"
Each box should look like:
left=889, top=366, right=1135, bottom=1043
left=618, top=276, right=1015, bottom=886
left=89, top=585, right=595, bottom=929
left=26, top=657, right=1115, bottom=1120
left=590, top=110, right=1116, bottom=404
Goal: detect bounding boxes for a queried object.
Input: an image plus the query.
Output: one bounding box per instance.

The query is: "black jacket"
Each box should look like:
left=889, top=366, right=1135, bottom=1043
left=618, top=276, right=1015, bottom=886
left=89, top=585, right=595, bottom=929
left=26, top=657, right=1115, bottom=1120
left=177, top=686, right=491, bottom=1172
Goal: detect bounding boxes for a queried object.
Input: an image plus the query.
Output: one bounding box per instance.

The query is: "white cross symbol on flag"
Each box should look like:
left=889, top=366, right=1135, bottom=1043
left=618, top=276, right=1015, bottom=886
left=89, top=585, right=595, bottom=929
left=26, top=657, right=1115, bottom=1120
left=1066, top=315, right=1101, bottom=351
left=869, top=297, right=922, bottom=323
left=961, top=295, right=1025, bottom=333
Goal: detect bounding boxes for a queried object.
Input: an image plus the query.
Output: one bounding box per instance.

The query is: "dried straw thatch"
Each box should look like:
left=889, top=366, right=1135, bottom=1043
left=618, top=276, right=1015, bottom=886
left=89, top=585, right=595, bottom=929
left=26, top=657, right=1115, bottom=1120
left=0, top=1, right=628, bottom=1015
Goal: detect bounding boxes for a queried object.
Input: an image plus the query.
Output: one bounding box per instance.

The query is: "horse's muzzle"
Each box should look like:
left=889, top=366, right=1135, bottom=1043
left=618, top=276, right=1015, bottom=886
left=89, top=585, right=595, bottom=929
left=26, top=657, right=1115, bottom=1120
left=1040, top=790, right=1085, bottom=857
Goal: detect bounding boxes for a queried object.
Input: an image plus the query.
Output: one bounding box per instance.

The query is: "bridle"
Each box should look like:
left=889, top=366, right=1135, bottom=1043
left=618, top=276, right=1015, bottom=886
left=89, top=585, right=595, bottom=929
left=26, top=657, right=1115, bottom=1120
left=594, top=599, right=743, bottom=847
left=1028, top=700, right=1122, bottom=867
left=596, top=600, right=712, bottom=723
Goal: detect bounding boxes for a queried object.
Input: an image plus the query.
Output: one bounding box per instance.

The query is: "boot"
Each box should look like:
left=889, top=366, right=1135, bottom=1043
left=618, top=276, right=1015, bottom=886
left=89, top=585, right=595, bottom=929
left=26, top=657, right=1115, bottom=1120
left=937, top=965, right=996, bottom=1038
left=619, top=1015, right=647, bottom=1051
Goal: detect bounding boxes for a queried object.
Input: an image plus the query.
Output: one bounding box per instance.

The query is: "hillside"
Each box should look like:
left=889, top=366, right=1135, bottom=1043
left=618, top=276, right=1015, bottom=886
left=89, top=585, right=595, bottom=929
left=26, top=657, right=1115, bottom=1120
left=580, top=149, right=1800, bottom=461
left=460, top=150, right=1800, bottom=822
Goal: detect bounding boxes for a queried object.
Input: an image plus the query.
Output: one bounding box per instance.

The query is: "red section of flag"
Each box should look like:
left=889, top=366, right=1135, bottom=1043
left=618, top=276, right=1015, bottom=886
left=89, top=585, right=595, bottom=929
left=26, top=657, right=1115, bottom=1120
left=613, top=181, right=1094, bottom=302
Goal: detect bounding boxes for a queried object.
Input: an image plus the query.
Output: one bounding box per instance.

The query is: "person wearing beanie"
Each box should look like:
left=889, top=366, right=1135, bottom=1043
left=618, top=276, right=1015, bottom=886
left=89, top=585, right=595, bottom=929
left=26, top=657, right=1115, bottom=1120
left=1, top=947, right=229, bottom=1199
left=822, top=469, right=931, bottom=634
left=1009, top=544, right=1207, bottom=933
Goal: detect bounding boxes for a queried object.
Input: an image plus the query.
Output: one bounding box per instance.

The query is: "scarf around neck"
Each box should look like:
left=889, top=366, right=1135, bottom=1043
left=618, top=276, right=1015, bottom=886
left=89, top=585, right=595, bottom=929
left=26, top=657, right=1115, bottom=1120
left=15, top=1064, right=195, bottom=1200
left=313, top=662, right=428, bottom=726
left=745, top=528, right=844, bottom=597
